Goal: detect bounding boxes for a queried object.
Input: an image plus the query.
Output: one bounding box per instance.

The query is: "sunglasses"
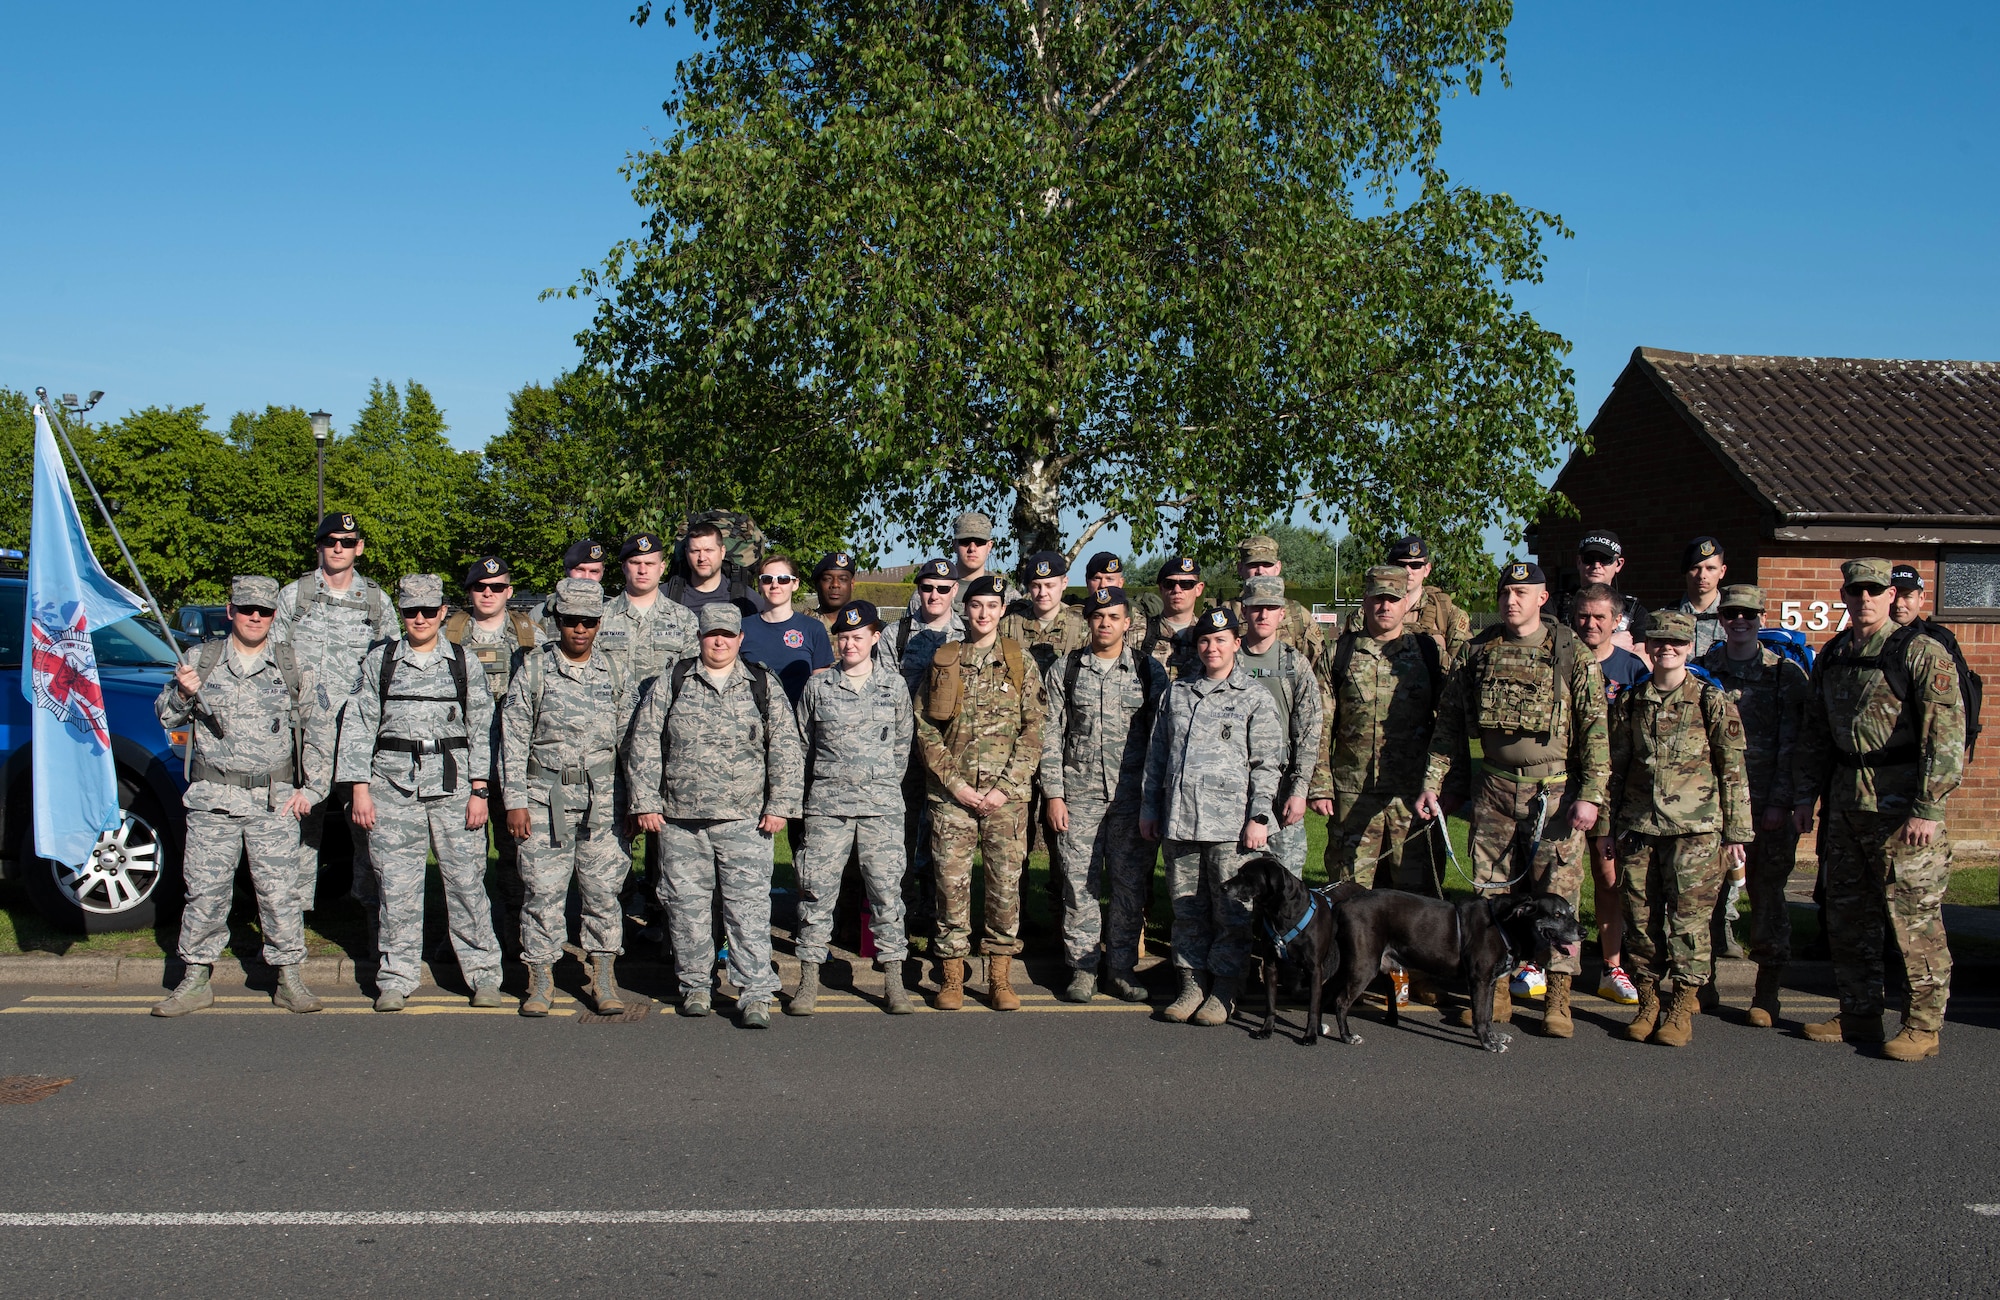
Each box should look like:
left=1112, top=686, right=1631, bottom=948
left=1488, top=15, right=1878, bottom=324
left=557, top=615, right=601, bottom=629
left=1720, top=609, right=1760, bottom=621
left=468, top=581, right=509, bottom=594
left=234, top=606, right=276, bottom=619
left=402, top=605, right=443, bottom=619
left=955, top=538, right=991, bottom=547
left=1842, top=584, right=1888, bottom=597
left=1160, top=578, right=1201, bottom=590
left=320, top=536, right=360, bottom=550
left=917, top=583, right=955, bottom=596
left=1393, top=559, right=1427, bottom=569
left=757, top=574, right=799, bottom=586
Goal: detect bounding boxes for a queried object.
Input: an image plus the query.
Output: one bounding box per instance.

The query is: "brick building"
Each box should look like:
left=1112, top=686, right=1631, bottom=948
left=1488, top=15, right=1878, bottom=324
left=1529, top=347, right=2000, bottom=850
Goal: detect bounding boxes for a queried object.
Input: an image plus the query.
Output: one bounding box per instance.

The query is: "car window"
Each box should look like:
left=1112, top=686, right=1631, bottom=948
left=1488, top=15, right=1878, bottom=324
left=94, top=616, right=181, bottom=667
left=0, top=585, right=21, bottom=668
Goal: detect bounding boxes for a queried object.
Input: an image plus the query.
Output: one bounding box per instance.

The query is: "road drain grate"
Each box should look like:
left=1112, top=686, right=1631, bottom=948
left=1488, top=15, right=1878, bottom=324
left=0, top=1076, right=75, bottom=1105
left=574, top=1002, right=653, bottom=1024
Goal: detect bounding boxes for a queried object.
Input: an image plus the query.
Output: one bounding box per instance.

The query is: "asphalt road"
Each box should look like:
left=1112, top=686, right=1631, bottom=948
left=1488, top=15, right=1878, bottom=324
left=2, top=971, right=1998, bottom=1299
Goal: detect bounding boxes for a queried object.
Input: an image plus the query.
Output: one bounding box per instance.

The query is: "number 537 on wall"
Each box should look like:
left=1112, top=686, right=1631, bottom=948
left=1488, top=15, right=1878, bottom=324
left=1780, top=600, right=1851, bottom=633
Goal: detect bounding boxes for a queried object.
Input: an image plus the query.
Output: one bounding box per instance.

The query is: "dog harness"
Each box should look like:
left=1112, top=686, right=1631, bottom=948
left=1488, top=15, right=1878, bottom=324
left=1264, top=889, right=1325, bottom=961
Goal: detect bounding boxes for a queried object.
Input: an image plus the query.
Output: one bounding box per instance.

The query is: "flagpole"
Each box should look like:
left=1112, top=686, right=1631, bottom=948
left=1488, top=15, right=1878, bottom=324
left=33, top=391, right=176, bottom=646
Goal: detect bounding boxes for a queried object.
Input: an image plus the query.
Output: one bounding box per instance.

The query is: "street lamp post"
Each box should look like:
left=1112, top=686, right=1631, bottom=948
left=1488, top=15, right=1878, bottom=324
left=309, top=410, right=332, bottom=519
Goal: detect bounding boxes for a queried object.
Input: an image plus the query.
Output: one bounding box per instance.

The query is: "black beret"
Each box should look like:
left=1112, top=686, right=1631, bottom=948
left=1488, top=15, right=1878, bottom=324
left=916, top=558, right=954, bottom=583
left=831, top=599, right=882, bottom=631
left=1195, top=605, right=1239, bottom=635
left=315, top=511, right=361, bottom=541
left=1498, top=560, right=1546, bottom=588
left=562, top=538, right=607, bottom=568
left=1682, top=536, right=1724, bottom=569
left=463, top=556, right=510, bottom=588
left=964, top=574, right=1008, bottom=600
left=1158, top=555, right=1201, bottom=582
left=812, top=551, right=857, bottom=580
left=620, top=533, right=662, bottom=559
left=1024, top=550, right=1067, bottom=580
left=1085, top=587, right=1130, bottom=612
left=1387, top=535, right=1428, bottom=563
left=1084, top=551, right=1123, bottom=578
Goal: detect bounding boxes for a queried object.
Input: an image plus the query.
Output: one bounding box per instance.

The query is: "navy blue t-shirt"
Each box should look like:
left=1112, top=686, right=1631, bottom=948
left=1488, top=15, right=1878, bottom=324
left=740, top=612, right=834, bottom=706
left=1598, top=645, right=1648, bottom=706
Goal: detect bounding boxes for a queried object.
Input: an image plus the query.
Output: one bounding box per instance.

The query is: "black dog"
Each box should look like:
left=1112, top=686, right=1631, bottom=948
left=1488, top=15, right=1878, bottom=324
left=1220, top=857, right=1362, bottom=1044
left=1324, top=890, right=1584, bottom=1053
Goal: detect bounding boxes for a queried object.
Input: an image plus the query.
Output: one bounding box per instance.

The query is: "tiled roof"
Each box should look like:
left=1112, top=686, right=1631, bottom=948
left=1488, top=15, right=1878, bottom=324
left=1617, top=347, right=2000, bottom=525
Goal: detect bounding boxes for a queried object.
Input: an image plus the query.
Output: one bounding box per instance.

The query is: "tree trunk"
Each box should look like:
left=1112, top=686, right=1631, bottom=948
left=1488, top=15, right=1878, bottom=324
left=1009, top=427, right=1065, bottom=566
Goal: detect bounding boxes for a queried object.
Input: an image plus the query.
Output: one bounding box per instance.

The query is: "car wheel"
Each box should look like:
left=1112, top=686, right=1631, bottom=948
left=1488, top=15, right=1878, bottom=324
left=23, top=773, right=178, bottom=934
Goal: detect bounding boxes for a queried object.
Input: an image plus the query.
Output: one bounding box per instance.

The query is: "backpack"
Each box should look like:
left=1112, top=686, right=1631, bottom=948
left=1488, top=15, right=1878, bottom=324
left=924, top=637, right=1026, bottom=723
left=1756, top=627, right=1815, bottom=674
left=517, top=642, right=629, bottom=714
left=1327, top=628, right=1444, bottom=716
left=1820, top=621, right=1983, bottom=760
left=444, top=608, right=537, bottom=650
left=669, top=509, right=766, bottom=589
left=666, top=655, right=774, bottom=720
left=192, top=639, right=308, bottom=785
left=377, top=639, right=471, bottom=720
left=1060, top=646, right=1160, bottom=725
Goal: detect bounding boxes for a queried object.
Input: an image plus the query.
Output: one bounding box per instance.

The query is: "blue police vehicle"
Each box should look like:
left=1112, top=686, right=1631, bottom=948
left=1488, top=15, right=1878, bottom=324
left=0, top=552, right=188, bottom=932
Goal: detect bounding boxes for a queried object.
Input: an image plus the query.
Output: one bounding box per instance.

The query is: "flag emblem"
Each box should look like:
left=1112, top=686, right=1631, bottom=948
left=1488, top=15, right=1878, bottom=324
left=29, top=601, right=110, bottom=751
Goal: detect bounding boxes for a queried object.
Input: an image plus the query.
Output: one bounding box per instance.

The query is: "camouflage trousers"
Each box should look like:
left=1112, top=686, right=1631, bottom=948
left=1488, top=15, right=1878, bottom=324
left=1325, top=791, right=1439, bottom=894
left=1267, top=809, right=1307, bottom=879
left=657, top=817, right=779, bottom=1002
left=359, top=785, right=501, bottom=997
left=1164, top=838, right=1258, bottom=981
left=1822, top=806, right=1953, bottom=1032
left=1618, top=832, right=1725, bottom=988
left=1743, top=814, right=1803, bottom=967
left=176, top=800, right=308, bottom=967
left=927, top=794, right=1029, bottom=960
left=795, top=814, right=909, bottom=966
left=1052, top=795, right=1152, bottom=973
left=1468, top=772, right=1587, bottom=976
left=516, top=795, right=628, bottom=965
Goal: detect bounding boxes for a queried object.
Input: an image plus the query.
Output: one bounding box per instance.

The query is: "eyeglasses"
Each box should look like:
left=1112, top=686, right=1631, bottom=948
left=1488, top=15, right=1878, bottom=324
left=468, top=581, right=509, bottom=594
left=1392, top=560, right=1426, bottom=569
left=1720, top=610, right=1760, bottom=621
left=917, top=583, right=955, bottom=596
left=955, top=538, right=990, bottom=548
left=320, top=536, right=360, bottom=550
left=234, top=606, right=275, bottom=619
left=1160, top=578, right=1201, bottom=591
left=757, top=574, right=799, bottom=586
left=557, top=615, right=601, bottom=629
left=403, top=605, right=443, bottom=620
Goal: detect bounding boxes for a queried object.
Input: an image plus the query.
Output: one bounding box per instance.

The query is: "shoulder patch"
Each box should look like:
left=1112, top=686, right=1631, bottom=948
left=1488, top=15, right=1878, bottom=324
left=1726, top=717, right=1743, bottom=741
left=1929, top=669, right=1957, bottom=701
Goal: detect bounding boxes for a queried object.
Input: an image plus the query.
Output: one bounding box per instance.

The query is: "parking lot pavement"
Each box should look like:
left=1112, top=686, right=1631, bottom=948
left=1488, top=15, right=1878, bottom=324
left=2, top=976, right=1998, bottom=1298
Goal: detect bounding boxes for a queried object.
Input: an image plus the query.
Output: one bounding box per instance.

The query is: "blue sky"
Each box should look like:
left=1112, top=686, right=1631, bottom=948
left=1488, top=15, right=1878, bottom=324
left=5, top=2, right=1996, bottom=564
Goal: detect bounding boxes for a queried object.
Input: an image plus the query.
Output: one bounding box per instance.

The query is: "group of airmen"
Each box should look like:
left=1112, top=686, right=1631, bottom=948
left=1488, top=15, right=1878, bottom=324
left=148, top=509, right=1968, bottom=1062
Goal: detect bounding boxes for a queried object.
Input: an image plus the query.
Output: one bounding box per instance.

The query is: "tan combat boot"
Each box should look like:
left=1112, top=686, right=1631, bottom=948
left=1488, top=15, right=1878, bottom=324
left=1803, top=1012, right=1884, bottom=1045
left=1652, top=983, right=1700, bottom=1047
left=933, top=958, right=965, bottom=1010
left=589, top=951, right=624, bottom=1015
left=520, top=963, right=555, bottom=1017
left=882, top=963, right=915, bottom=1015
left=787, top=961, right=821, bottom=1017
left=1747, top=965, right=1781, bottom=1028
left=1624, top=976, right=1661, bottom=1042
left=1450, top=976, right=1512, bottom=1027
left=1163, top=968, right=1206, bottom=1023
left=273, top=964, right=323, bottom=1014
left=1540, top=972, right=1573, bottom=1038
left=151, top=964, right=214, bottom=1018
left=1192, top=976, right=1240, bottom=1027
left=1881, top=1026, right=1941, bottom=1062
left=988, top=955, right=1021, bottom=1011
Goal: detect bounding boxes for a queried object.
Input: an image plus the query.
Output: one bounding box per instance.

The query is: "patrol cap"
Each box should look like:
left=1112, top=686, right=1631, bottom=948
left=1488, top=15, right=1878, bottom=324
left=1158, top=555, right=1201, bottom=583
left=963, top=574, right=1007, bottom=601
left=1085, top=587, right=1130, bottom=613
left=1024, top=550, right=1067, bottom=581
left=1194, top=606, right=1240, bottom=637
left=397, top=574, right=445, bottom=610
left=1085, top=551, right=1123, bottom=578
left=1364, top=565, right=1410, bottom=599
left=229, top=575, right=280, bottom=609
left=621, top=533, right=662, bottom=560
left=464, top=556, right=510, bottom=589
left=915, top=558, right=954, bottom=585
left=1238, top=575, right=1286, bottom=608
left=315, top=511, right=361, bottom=541
left=830, top=600, right=882, bottom=632
left=1718, top=584, right=1766, bottom=614
left=1643, top=609, right=1696, bottom=644
left=1387, top=535, right=1429, bottom=564
left=1890, top=563, right=1924, bottom=591
left=697, top=602, right=743, bottom=635
left=1497, top=560, right=1546, bottom=589
left=552, top=578, right=605, bottom=617
left=1841, top=558, right=1894, bottom=591
left=562, top=538, right=607, bottom=568
left=812, top=551, right=857, bottom=580
left=1236, top=534, right=1280, bottom=564
left=1578, top=530, right=1623, bottom=561
left=1682, top=535, right=1724, bottom=569
left=953, top=511, right=994, bottom=543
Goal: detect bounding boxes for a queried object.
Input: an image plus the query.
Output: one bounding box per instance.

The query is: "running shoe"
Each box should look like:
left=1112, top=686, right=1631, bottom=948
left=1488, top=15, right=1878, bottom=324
left=1510, top=963, right=1546, bottom=998
left=1596, top=964, right=1639, bottom=1005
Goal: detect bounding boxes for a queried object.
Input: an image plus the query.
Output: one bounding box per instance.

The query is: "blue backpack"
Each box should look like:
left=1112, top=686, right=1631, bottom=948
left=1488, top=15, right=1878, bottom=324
left=1756, top=627, right=1815, bottom=674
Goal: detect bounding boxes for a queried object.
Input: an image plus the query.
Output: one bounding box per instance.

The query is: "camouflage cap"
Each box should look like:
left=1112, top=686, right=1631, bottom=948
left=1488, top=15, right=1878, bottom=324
left=396, top=574, right=445, bottom=609
left=1238, top=575, right=1286, bottom=608
left=830, top=599, right=882, bottom=632
left=1841, top=558, right=1894, bottom=590
left=230, top=575, right=280, bottom=608
left=1236, top=534, right=1280, bottom=564
left=953, top=511, right=994, bottom=542
left=1643, top=609, right=1696, bottom=644
left=1364, top=565, right=1410, bottom=599
left=697, top=602, right=743, bottom=635
left=552, top=578, right=604, bottom=617
left=1718, top=584, right=1765, bottom=613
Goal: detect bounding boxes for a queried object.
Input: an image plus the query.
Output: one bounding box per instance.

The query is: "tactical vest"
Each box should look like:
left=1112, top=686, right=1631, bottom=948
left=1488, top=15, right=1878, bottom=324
left=444, top=609, right=537, bottom=698
left=1469, top=623, right=1579, bottom=736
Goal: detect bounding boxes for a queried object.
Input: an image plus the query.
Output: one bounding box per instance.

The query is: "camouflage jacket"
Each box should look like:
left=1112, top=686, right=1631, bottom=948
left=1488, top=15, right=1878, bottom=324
left=879, top=611, right=963, bottom=694
left=596, top=592, right=698, bottom=690
left=1426, top=622, right=1608, bottom=805
left=156, top=643, right=334, bottom=813
left=273, top=570, right=398, bottom=699
left=1316, top=631, right=1441, bottom=800
left=1699, top=643, right=1809, bottom=811
left=1221, top=596, right=1326, bottom=662
left=1234, top=639, right=1327, bottom=805
left=336, top=639, right=492, bottom=797
left=453, top=613, right=545, bottom=796
left=999, top=601, right=1089, bottom=678
left=501, top=644, right=636, bottom=820
left=1796, top=623, right=1965, bottom=820
left=1347, top=586, right=1469, bottom=661
left=625, top=661, right=805, bottom=822
left=1142, top=666, right=1283, bottom=841
left=1038, top=646, right=1169, bottom=806
left=1606, top=673, right=1753, bottom=842
left=798, top=664, right=914, bottom=817
left=913, top=639, right=1045, bottom=803
left=1141, top=613, right=1204, bottom=678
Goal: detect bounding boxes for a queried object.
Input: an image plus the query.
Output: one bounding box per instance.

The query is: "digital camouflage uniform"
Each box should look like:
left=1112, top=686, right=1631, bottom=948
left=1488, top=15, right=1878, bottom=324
left=1142, top=654, right=1283, bottom=982
left=1232, top=626, right=1325, bottom=879
left=1796, top=616, right=1965, bottom=1033
left=914, top=638, right=1045, bottom=960
left=1317, top=629, right=1444, bottom=892
left=594, top=587, right=699, bottom=923
left=625, top=655, right=805, bottom=1005
left=1700, top=639, right=1809, bottom=965
left=1606, top=671, right=1754, bottom=989
left=502, top=640, right=636, bottom=964
left=1040, top=644, right=1169, bottom=974
left=795, top=660, right=915, bottom=965
left=337, top=612, right=502, bottom=999
left=1221, top=595, right=1325, bottom=662
left=1426, top=613, right=1608, bottom=978
left=449, top=605, right=543, bottom=953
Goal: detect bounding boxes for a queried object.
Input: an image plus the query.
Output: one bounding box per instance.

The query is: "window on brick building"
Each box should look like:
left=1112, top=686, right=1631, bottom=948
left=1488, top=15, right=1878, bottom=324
left=1941, top=550, right=2000, bottom=610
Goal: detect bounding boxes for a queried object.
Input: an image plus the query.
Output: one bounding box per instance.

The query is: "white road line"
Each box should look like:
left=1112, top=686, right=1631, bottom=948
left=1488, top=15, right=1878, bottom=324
left=0, top=1206, right=1250, bottom=1227
left=1969, top=1205, right=2000, bottom=1216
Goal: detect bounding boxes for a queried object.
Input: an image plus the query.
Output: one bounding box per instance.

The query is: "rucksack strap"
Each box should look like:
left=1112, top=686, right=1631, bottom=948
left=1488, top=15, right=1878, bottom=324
left=443, top=611, right=472, bottom=644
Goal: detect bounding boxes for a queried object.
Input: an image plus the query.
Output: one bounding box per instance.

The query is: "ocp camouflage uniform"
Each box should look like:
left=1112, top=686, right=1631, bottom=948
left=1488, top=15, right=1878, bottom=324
left=451, top=611, right=543, bottom=953
left=502, top=642, right=636, bottom=964
left=914, top=639, right=1045, bottom=960
left=1317, top=631, right=1444, bottom=892
left=1796, top=618, right=1965, bottom=1034
left=625, top=659, right=805, bottom=1004
left=1233, top=636, right=1325, bottom=878
left=1346, top=585, right=1470, bottom=662
left=1040, top=645, right=1169, bottom=975
left=1427, top=620, right=1608, bottom=978
left=878, top=605, right=963, bottom=935
left=1700, top=640, right=1809, bottom=966
left=1607, top=673, right=1753, bottom=989
left=337, top=634, right=502, bottom=998
left=795, top=661, right=914, bottom=965
left=1221, top=595, right=1325, bottom=662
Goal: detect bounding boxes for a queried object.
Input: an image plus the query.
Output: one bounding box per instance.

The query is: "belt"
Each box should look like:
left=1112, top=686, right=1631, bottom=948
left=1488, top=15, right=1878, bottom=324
left=375, top=735, right=471, bottom=792
left=1485, top=761, right=1567, bottom=783
left=189, top=757, right=291, bottom=790
left=527, top=755, right=616, bottom=847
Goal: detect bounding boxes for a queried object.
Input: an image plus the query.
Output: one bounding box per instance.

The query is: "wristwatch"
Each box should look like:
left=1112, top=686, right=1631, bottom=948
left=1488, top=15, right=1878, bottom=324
left=468, top=786, right=488, bottom=800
